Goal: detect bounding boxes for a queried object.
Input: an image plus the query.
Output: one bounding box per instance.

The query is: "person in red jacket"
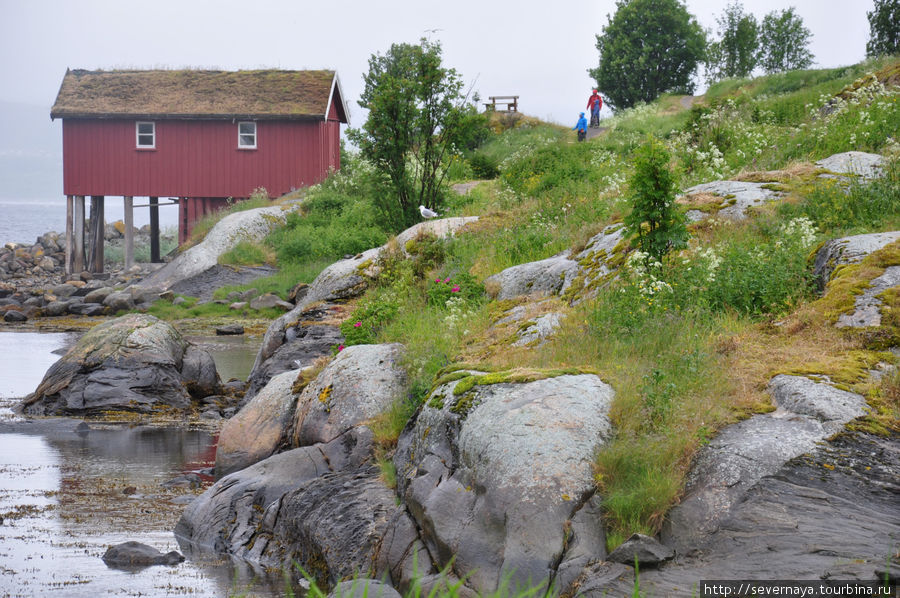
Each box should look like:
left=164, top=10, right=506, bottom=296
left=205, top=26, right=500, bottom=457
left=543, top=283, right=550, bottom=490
left=587, top=89, right=603, bottom=128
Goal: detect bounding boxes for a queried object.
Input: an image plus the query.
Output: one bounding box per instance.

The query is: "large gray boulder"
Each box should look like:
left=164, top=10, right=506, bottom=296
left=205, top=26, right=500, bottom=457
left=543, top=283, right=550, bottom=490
left=813, top=231, right=900, bottom=290
left=178, top=428, right=375, bottom=556
left=394, top=373, right=614, bottom=593
left=136, top=205, right=289, bottom=291
left=20, top=313, right=220, bottom=416
left=216, top=369, right=300, bottom=477
left=244, top=303, right=344, bottom=401
left=395, top=217, right=479, bottom=253
left=577, top=432, right=899, bottom=596
left=484, top=253, right=580, bottom=300
left=662, top=375, right=866, bottom=554
left=816, top=151, right=885, bottom=179
left=177, top=427, right=430, bottom=590
left=294, top=344, right=407, bottom=446
left=679, top=180, right=785, bottom=221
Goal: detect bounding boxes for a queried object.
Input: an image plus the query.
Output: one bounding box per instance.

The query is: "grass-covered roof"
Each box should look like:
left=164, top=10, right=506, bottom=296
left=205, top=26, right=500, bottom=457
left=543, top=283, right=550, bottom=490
left=50, top=69, right=341, bottom=120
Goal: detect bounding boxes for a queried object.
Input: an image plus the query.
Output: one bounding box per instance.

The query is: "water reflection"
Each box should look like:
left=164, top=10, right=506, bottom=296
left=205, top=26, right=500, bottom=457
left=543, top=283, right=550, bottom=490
left=0, top=332, right=292, bottom=597
left=187, top=334, right=261, bottom=382
left=0, top=332, right=74, bottom=402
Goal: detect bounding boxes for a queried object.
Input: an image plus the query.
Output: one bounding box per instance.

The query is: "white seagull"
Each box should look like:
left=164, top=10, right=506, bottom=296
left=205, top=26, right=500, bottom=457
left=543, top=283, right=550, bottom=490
left=419, top=205, right=439, bottom=219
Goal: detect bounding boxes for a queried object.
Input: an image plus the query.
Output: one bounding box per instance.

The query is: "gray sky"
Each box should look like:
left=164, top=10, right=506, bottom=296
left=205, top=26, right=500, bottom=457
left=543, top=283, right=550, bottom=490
left=0, top=0, right=876, bottom=123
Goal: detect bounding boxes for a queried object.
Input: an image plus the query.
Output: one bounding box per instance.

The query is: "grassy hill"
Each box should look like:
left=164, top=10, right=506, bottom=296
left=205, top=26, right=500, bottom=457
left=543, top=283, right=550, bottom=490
left=169, top=56, right=900, bottom=550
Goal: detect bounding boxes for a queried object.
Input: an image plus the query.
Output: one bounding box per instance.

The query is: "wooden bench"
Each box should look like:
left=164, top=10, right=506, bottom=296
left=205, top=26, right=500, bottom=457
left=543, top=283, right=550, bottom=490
left=484, top=95, right=519, bottom=112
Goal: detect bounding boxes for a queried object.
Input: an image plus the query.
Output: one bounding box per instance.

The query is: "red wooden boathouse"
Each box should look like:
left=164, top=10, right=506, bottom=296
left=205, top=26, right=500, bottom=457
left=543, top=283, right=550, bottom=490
left=50, top=68, right=349, bottom=273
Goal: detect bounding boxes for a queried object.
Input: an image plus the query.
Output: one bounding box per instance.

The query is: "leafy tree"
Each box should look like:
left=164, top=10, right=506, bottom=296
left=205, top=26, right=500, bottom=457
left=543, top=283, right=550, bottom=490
left=349, top=39, right=472, bottom=231
left=624, top=138, right=688, bottom=265
left=589, top=0, right=707, bottom=111
left=705, top=1, right=759, bottom=83
left=866, top=0, right=900, bottom=57
left=759, top=7, right=814, bottom=73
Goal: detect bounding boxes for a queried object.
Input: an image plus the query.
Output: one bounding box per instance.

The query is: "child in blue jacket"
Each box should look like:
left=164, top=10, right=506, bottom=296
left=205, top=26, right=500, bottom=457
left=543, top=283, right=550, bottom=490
left=573, top=112, right=588, bottom=142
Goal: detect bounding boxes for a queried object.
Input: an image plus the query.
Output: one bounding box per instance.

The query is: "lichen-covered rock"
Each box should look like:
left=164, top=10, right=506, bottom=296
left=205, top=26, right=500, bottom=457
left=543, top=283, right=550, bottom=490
left=767, top=374, right=867, bottom=430
left=588, top=432, right=899, bottom=597
left=395, top=217, right=479, bottom=254
left=513, top=312, right=564, bottom=347
left=813, top=232, right=900, bottom=290
left=564, top=225, right=629, bottom=301
left=294, top=344, right=406, bottom=446
left=216, top=369, right=299, bottom=477
left=679, top=181, right=785, bottom=220
left=394, top=373, right=614, bottom=593
left=484, top=253, right=580, bottom=300
left=244, top=303, right=344, bottom=402
left=251, top=251, right=381, bottom=387
left=662, top=375, right=866, bottom=553
left=836, top=265, right=900, bottom=328
left=20, top=313, right=219, bottom=416
left=816, top=151, right=885, bottom=179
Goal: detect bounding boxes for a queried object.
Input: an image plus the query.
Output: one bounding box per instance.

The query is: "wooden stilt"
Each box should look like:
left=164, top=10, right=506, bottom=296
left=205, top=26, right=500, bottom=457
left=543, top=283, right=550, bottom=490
left=65, top=195, right=74, bottom=275
left=149, top=196, right=160, bottom=263
left=73, top=196, right=85, bottom=274
left=124, top=196, right=134, bottom=270
left=179, top=197, right=189, bottom=245
left=90, top=195, right=105, bottom=273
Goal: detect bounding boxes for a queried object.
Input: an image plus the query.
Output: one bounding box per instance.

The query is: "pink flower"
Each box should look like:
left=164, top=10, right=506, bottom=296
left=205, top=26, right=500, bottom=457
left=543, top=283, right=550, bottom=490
left=338, top=344, right=344, bottom=352
left=354, top=321, right=362, bottom=328
left=451, top=285, right=460, bottom=293
left=443, top=277, right=450, bottom=283
left=435, top=277, right=441, bottom=283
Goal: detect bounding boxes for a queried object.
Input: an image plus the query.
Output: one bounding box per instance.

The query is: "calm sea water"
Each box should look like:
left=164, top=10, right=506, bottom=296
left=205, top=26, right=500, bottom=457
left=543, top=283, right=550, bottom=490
left=0, top=197, right=179, bottom=245
left=0, top=332, right=288, bottom=597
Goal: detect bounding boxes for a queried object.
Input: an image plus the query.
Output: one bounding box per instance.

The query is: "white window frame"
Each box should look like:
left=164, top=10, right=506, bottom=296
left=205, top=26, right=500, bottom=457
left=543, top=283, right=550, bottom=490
left=136, top=121, right=155, bottom=149
left=238, top=121, right=257, bottom=149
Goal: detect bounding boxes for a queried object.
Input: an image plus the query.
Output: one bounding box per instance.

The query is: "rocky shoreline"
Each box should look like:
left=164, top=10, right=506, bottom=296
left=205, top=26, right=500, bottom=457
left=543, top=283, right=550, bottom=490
left=0, top=225, right=171, bottom=323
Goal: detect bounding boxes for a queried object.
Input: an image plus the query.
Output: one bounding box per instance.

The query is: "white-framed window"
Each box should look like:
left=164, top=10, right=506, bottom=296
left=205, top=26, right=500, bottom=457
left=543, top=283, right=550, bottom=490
left=136, top=121, right=155, bottom=148
left=238, top=121, right=257, bottom=149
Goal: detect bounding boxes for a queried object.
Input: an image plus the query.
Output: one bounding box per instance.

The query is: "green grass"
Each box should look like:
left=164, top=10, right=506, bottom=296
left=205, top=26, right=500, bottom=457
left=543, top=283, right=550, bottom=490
left=777, top=158, right=900, bottom=236
left=218, top=240, right=274, bottom=266
left=144, top=294, right=285, bottom=321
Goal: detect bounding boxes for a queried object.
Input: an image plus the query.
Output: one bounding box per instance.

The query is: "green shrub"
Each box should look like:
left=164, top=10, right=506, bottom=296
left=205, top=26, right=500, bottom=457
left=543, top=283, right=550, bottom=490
left=270, top=198, right=387, bottom=264
left=340, top=289, right=403, bottom=346
left=426, top=272, right=485, bottom=308
left=469, top=152, right=500, bottom=179
left=624, top=138, right=688, bottom=265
